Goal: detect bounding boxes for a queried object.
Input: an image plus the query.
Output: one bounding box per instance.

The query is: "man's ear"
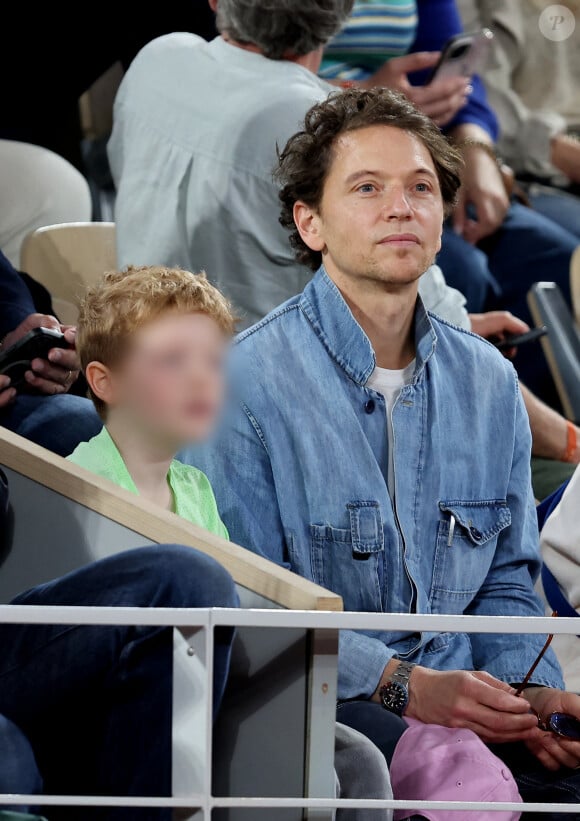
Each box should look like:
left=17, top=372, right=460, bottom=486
left=85, top=361, right=116, bottom=407
left=293, top=201, right=325, bottom=253
left=208, top=0, right=218, bottom=12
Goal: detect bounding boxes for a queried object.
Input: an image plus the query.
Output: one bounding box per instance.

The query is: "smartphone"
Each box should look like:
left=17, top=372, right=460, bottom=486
left=428, top=28, right=494, bottom=83
left=493, top=326, right=548, bottom=351
left=0, top=327, right=70, bottom=390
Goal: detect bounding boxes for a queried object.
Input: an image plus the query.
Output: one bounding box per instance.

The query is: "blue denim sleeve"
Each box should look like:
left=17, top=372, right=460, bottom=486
left=338, top=631, right=394, bottom=700
left=466, top=376, right=565, bottom=689
left=193, top=403, right=288, bottom=567
left=409, top=0, right=499, bottom=141
left=194, top=402, right=394, bottom=700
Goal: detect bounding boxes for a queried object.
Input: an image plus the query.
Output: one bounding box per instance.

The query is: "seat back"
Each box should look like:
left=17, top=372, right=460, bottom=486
left=20, top=222, right=117, bottom=324
left=528, top=281, right=580, bottom=423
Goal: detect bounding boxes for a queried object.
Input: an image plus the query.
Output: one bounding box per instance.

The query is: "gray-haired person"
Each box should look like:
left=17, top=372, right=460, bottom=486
left=107, top=0, right=491, bottom=336
left=109, top=0, right=354, bottom=327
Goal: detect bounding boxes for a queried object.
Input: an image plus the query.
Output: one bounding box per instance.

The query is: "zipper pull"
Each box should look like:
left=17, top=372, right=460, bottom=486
left=447, top=514, right=456, bottom=547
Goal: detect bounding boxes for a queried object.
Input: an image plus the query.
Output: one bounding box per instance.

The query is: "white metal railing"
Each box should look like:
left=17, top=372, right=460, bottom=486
left=1, top=606, right=579, bottom=817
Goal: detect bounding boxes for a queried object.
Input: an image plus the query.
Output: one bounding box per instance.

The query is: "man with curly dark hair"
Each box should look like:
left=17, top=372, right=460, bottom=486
left=196, top=87, right=580, bottom=812
left=275, top=87, right=462, bottom=272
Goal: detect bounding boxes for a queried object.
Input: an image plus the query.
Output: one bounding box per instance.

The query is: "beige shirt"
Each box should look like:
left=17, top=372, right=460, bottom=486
left=458, top=0, right=580, bottom=177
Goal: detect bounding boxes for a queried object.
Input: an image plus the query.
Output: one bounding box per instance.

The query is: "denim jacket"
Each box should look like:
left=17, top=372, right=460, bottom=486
left=194, top=267, right=563, bottom=699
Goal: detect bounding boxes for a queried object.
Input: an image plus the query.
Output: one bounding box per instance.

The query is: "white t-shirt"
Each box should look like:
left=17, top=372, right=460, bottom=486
left=367, top=360, right=416, bottom=499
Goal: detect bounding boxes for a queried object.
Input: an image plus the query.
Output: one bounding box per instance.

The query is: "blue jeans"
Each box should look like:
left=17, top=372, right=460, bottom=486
left=0, top=393, right=102, bottom=456
left=438, top=203, right=579, bottom=407
left=336, top=701, right=407, bottom=766
left=0, top=545, right=239, bottom=821
left=529, top=187, right=580, bottom=241
left=492, top=740, right=580, bottom=820
left=0, top=715, right=42, bottom=813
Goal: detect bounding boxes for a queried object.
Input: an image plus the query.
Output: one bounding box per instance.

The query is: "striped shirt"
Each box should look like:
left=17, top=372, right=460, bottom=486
left=319, top=0, right=498, bottom=140
left=320, top=0, right=418, bottom=81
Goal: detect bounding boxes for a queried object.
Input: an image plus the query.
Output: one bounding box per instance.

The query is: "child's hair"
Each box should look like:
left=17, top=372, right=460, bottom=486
left=77, top=265, right=236, bottom=418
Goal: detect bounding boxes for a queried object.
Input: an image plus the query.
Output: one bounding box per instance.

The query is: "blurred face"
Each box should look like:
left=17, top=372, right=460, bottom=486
left=295, top=125, right=445, bottom=289
left=108, top=312, right=227, bottom=448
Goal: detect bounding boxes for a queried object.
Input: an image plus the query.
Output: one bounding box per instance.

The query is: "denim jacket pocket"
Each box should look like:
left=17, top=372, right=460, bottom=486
left=310, top=501, right=384, bottom=612
left=430, top=500, right=511, bottom=608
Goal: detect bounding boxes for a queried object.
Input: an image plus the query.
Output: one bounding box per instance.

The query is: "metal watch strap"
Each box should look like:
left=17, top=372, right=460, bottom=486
left=391, top=660, right=415, bottom=689
left=379, top=660, right=416, bottom=716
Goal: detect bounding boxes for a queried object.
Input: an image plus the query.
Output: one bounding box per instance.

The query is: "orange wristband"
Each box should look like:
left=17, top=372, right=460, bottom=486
left=563, top=420, right=578, bottom=463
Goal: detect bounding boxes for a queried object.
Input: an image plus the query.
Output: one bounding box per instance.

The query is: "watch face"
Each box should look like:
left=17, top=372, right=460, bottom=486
left=380, top=681, right=408, bottom=715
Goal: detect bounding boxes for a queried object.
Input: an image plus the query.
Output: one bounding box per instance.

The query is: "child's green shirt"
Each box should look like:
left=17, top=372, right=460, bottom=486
left=68, top=427, right=228, bottom=539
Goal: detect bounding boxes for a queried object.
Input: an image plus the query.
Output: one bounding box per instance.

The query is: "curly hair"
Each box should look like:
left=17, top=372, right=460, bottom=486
left=77, top=266, right=235, bottom=418
left=216, top=0, right=354, bottom=60
left=275, top=87, right=464, bottom=271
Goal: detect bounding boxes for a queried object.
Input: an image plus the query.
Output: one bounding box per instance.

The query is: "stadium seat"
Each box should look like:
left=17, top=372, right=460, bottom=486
left=20, top=222, right=117, bottom=325
left=528, top=281, right=580, bottom=423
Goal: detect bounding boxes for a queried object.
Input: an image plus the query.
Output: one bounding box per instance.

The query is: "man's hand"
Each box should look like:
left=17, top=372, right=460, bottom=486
left=469, top=311, right=529, bottom=359
left=450, top=124, right=510, bottom=244
left=404, top=667, right=538, bottom=742
left=524, top=688, right=580, bottom=771
left=1, top=314, right=80, bottom=397
left=0, top=375, right=16, bottom=408
left=551, top=134, right=580, bottom=184
left=362, top=52, right=470, bottom=127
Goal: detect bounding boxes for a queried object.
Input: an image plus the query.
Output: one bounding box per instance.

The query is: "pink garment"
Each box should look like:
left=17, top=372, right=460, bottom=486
left=390, top=717, right=522, bottom=821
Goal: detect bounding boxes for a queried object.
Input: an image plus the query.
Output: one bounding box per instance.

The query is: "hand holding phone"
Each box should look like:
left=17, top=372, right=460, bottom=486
left=427, top=28, right=494, bottom=84
left=491, top=326, right=548, bottom=351
left=0, top=327, right=70, bottom=393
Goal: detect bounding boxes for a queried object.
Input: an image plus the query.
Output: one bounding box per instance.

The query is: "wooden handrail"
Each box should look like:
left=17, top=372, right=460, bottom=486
left=0, top=428, right=342, bottom=612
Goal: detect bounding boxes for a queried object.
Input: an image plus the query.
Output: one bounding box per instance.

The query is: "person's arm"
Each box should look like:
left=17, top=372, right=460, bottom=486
left=448, top=121, right=509, bottom=244
left=0, top=251, right=81, bottom=398
left=409, top=0, right=499, bottom=140
left=466, top=376, right=564, bottom=688
left=521, top=383, right=580, bottom=464
left=193, top=400, right=393, bottom=700
left=0, top=249, right=36, bottom=339
left=418, top=264, right=470, bottom=329
left=468, top=311, right=580, bottom=463
left=460, top=0, right=574, bottom=180
left=550, top=135, right=580, bottom=185
left=372, top=660, right=538, bottom=742
left=408, top=0, right=509, bottom=242
left=421, top=272, right=580, bottom=463
left=357, top=52, right=470, bottom=128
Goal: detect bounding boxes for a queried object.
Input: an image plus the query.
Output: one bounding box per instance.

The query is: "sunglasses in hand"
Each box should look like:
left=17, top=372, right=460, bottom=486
left=515, top=612, right=580, bottom=741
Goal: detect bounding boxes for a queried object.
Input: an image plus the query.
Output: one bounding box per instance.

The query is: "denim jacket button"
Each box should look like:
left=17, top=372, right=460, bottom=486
left=364, top=399, right=376, bottom=414
left=470, top=526, right=482, bottom=540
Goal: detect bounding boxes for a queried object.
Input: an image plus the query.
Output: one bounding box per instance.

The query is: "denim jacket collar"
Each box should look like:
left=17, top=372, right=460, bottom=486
left=299, top=266, right=437, bottom=386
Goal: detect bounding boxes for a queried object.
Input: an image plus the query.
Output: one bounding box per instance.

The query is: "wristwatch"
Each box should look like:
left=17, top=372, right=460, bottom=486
left=379, top=660, right=416, bottom=716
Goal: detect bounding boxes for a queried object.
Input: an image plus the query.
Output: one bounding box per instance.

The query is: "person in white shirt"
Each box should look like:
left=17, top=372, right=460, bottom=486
left=109, top=0, right=351, bottom=327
